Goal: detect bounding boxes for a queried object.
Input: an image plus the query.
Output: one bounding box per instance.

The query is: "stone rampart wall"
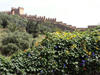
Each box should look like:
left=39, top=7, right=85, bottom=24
left=2, top=7, right=99, bottom=31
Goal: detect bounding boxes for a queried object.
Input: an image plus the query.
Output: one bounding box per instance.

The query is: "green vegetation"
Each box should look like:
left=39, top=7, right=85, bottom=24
left=26, top=21, right=39, bottom=38
left=0, top=12, right=28, bottom=29
left=0, top=12, right=100, bottom=75
left=89, top=26, right=100, bottom=32
left=1, top=18, right=9, bottom=28
left=0, top=12, right=63, bottom=56
left=1, top=31, right=34, bottom=56
left=7, top=23, right=26, bottom=33
left=39, top=21, right=63, bottom=34
left=0, top=29, right=7, bottom=48
left=0, top=26, right=100, bottom=74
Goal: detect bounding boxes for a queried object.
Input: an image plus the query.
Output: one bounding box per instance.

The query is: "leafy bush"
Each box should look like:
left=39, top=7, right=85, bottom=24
left=1, top=49, right=41, bottom=75
left=1, top=31, right=34, bottom=55
left=26, top=21, right=39, bottom=38
left=39, top=21, right=63, bottom=34
left=1, top=18, right=9, bottom=28
left=7, top=23, right=26, bottom=33
left=89, top=26, right=100, bottom=32
left=10, top=49, right=38, bottom=74
left=1, top=27, right=100, bottom=75
left=0, top=56, right=15, bottom=75
left=2, top=43, right=18, bottom=55
left=0, top=12, right=28, bottom=28
left=37, top=30, right=100, bottom=75
left=2, top=28, right=100, bottom=74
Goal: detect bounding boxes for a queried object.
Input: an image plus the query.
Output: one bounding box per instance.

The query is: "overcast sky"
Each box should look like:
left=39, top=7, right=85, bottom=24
left=0, top=0, right=100, bottom=28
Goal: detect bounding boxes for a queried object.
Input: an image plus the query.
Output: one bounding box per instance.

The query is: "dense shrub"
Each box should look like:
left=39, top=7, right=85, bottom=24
left=1, top=26, right=100, bottom=74
left=39, top=21, right=63, bottom=34
left=33, top=31, right=100, bottom=75
left=2, top=43, right=18, bottom=55
left=0, top=56, right=15, bottom=75
left=89, top=26, right=100, bottom=32
left=0, top=12, right=28, bottom=28
left=7, top=23, right=26, bottom=33
left=1, top=11, right=100, bottom=75
left=10, top=49, right=39, bottom=74
left=1, top=31, right=34, bottom=55
left=1, top=18, right=9, bottom=28
left=26, top=21, right=39, bottom=38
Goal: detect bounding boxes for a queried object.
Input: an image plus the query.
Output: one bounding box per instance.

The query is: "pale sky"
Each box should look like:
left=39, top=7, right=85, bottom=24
left=0, top=0, right=100, bottom=28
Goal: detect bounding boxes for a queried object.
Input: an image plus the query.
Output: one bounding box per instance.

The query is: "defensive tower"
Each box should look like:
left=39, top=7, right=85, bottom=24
left=11, top=7, right=24, bottom=15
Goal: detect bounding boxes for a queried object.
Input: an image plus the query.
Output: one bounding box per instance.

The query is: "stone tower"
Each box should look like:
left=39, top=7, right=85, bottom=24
left=11, top=7, right=24, bottom=15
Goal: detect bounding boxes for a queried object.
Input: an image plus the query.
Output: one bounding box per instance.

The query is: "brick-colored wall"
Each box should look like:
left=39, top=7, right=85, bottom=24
left=20, top=14, right=27, bottom=18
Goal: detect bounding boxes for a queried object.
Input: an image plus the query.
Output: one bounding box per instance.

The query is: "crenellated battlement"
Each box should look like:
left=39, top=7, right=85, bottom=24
left=45, top=18, right=56, bottom=22
left=0, top=11, right=11, bottom=15
left=0, top=11, right=11, bottom=13
left=0, top=7, right=59, bottom=24
left=1, top=7, right=99, bottom=32
left=36, top=16, right=45, bottom=20
left=26, top=15, right=37, bottom=19
left=1, top=7, right=87, bottom=31
left=19, top=14, right=27, bottom=18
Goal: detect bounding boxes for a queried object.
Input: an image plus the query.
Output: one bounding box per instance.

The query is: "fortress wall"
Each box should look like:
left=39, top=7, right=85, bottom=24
left=60, top=23, right=67, bottom=25
left=72, top=26, right=76, bottom=29
left=76, top=28, right=87, bottom=31
left=88, top=25, right=99, bottom=29
left=45, top=18, right=56, bottom=22
left=19, top=14, right=27, bottom=18
left=1, top=7, right=94, bottom=31
left=67, top=25, right=72, bottom=27
left=0, top=11, right=11, bottom=13
left=56, top=21, right=62, bottom=24
left=26, top=15, right=37, bottom=19
left=36, top=16, right=45, bottom=20
left=26, top=17, right=34, bottom=19
left=54, top=24, right=74, bottom=31
left=67, top=25, right=73, bottom=28
left=38, top=20, right=45, bottom=24
left=54, top=23, right=75, bottom=32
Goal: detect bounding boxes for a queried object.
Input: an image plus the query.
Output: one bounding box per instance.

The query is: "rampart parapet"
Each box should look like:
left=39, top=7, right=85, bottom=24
left=2, top=7, right=99, bottom=31
left=26, top=15, right=37, bottom=18
left=45, top=18, right=56, bottom=22
left=36, top=16, right=45, bottom=20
